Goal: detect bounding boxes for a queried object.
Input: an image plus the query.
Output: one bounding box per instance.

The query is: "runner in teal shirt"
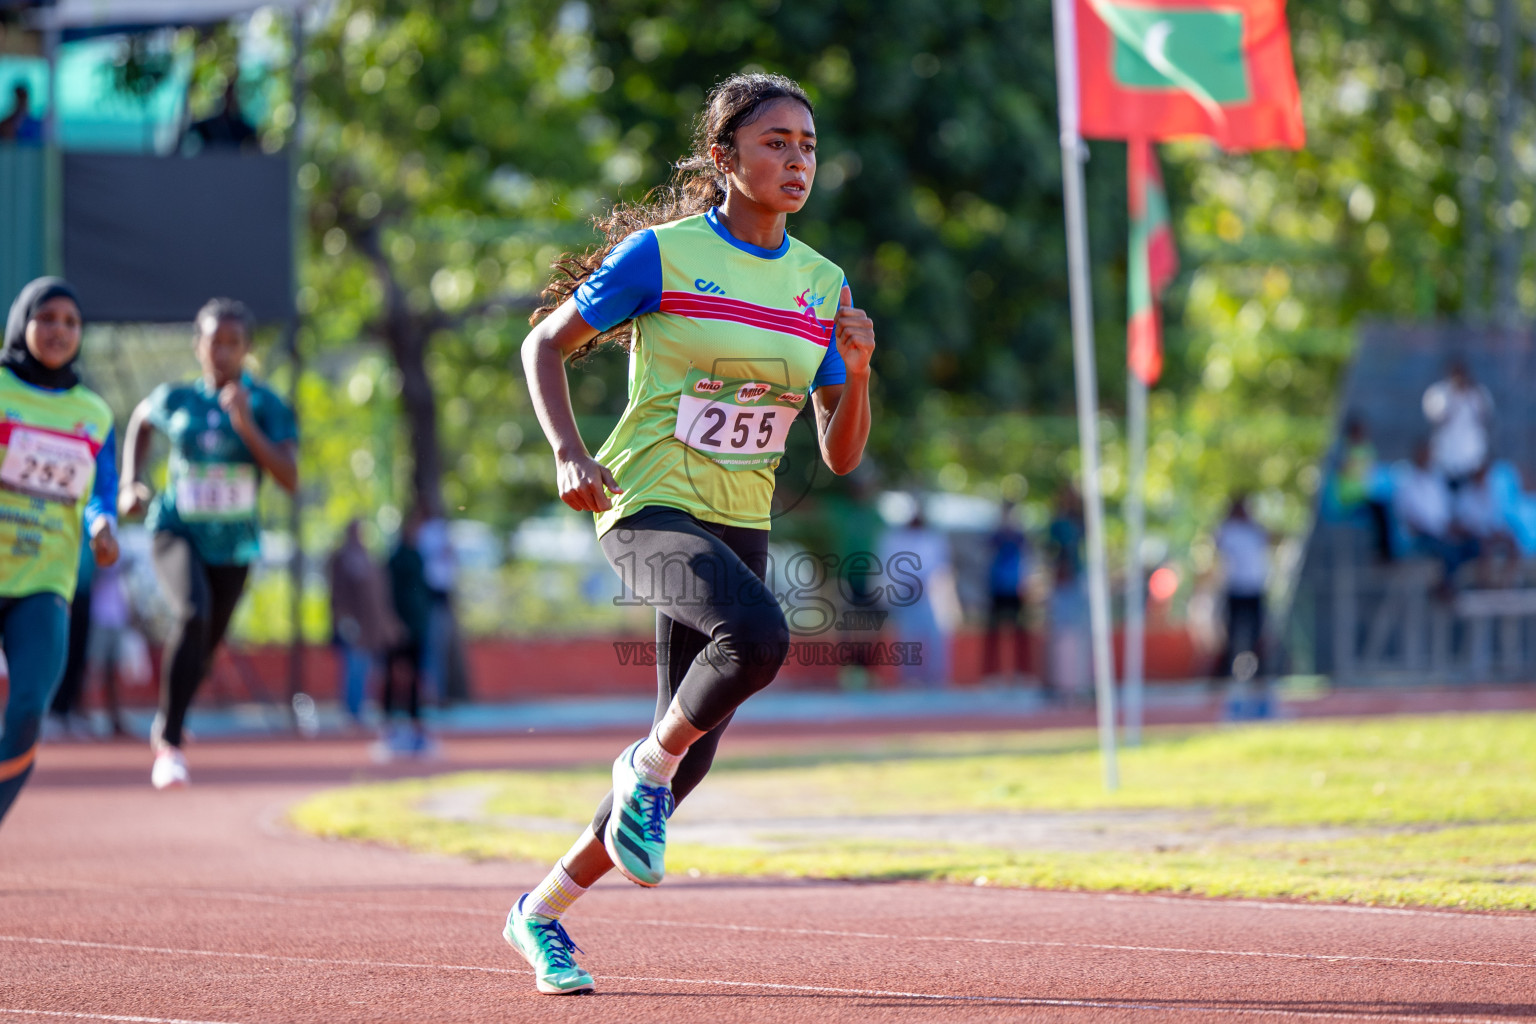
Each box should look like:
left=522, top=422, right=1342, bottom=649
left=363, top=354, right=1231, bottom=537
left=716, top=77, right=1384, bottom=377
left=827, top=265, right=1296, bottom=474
left=120, top=299, right=298, bottom=790
left=141, top=371, right=296, bottom=565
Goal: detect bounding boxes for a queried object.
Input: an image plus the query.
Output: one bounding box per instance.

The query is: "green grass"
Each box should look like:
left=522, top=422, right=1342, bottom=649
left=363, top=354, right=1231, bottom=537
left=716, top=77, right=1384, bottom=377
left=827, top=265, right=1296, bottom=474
left=290, top=712, right=1536, bottom=910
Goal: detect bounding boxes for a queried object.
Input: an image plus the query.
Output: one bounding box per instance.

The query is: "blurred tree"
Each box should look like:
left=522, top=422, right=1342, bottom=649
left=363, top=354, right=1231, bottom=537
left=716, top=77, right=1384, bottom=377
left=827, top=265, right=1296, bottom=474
left=301, top=0, right=609, bottom=518
left=1143, top=0, right=1490, bottom=558
left=293, top=0, right=1520, bottom=588
left=299, top=0, right=1125, bottom=524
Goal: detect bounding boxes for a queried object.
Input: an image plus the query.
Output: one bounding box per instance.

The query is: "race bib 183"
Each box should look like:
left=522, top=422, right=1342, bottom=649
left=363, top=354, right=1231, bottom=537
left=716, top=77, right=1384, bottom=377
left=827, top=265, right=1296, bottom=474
left=673, top=368, right=806, bottom=471
left=0, top=428, right=94, bottom=503
left=176, top=462, right=257, bottom=522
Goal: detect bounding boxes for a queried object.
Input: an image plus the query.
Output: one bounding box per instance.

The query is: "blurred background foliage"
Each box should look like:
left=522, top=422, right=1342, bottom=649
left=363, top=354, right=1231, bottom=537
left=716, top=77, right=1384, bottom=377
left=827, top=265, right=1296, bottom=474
left=264, top=0, right=1507, bottom=609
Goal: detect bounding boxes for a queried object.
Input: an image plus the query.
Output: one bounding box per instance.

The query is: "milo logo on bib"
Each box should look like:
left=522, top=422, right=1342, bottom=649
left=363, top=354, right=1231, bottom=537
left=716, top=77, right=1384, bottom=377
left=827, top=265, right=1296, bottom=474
left=675, top=368, right=802, bottom=471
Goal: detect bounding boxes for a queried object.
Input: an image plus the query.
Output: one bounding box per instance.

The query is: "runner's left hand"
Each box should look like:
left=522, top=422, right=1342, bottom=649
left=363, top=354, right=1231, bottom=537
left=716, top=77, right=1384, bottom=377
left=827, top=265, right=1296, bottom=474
left=833, top=285, right=874, bottom=378
left=91, top=524, right=119, bottom=568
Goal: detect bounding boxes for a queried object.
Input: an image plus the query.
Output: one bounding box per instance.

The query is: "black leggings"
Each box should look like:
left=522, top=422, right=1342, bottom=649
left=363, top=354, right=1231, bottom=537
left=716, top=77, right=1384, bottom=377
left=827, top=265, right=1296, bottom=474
left=589, top=506, right=790, bottom=836
left=152, top=533, right=249, bottom=748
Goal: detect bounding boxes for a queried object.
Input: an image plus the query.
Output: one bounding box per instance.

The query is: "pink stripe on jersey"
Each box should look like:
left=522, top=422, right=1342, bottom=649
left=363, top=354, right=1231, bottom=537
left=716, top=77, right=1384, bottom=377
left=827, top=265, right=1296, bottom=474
left=0, top=421, right=104, bottom=456
left=659, top=292, right=831, bottom=347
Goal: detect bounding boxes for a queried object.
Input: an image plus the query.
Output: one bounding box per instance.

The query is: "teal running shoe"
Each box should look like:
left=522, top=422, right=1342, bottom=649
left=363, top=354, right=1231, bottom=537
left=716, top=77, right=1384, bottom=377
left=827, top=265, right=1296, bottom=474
left=502, top=895, right=595, bottom=995
left=603, top=739, right=676, bottom=887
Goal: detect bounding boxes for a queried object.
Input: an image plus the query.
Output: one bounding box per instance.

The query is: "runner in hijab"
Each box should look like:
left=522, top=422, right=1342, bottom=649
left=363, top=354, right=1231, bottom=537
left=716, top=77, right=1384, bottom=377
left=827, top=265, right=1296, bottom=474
left=0, top=277, right=119, bottom=825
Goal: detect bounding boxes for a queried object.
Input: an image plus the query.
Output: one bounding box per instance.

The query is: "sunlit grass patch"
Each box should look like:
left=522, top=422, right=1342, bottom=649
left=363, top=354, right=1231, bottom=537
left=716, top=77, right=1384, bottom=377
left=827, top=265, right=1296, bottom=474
left=291, top=712, right=1536, bottom=911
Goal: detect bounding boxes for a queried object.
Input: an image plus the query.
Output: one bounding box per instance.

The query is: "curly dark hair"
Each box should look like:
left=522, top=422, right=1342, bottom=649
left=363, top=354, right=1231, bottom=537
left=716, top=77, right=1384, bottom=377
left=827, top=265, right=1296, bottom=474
left=531, top=72, right=813, bottom=359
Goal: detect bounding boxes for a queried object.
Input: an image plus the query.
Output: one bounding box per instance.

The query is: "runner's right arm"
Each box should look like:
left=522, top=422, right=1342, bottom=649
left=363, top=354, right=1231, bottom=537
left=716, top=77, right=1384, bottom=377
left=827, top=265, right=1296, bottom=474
left=117, top=396, right=157, bottom=519
left=520, top=300, right=623, bottom=514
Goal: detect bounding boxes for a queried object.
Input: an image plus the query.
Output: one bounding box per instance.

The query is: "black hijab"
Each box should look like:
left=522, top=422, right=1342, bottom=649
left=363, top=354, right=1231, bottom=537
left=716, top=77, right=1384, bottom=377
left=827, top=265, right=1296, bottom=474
left=2, top=277, right=82, bottom=390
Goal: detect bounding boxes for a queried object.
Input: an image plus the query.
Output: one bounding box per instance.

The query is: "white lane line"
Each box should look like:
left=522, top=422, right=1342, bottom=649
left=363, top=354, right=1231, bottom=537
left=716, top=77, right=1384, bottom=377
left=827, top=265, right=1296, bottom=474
left=0, top=1010, right=244, bottom=1024
left=900, top=881, right=1536, bottom=922
left=7, top=870, right=1534, bottom=924
left=598, top=977, right=1519, bottom=1024
left=4, top=881, right=1531, bottom=973
left=591, top=917, right=1536, bottom=972
left=0, top=935, right=525, bottom=977
left=0, top=934, right=1518, bottom=1024
left=1093, top=891, right=1536, bottom=923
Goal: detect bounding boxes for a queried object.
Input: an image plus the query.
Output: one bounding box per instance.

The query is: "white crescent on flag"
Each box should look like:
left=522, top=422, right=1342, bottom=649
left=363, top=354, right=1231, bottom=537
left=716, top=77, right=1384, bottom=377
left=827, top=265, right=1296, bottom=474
left=1144, top=20, right=1174, bottom=69
left=1088, top=0, right=1229, bottom=127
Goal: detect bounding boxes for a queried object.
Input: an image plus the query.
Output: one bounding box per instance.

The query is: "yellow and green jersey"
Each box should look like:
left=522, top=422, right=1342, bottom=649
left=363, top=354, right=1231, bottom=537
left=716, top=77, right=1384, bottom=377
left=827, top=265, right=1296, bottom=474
left=574, top=209, right=848, bottom=534
left=0, top=367, right=116, bottom=602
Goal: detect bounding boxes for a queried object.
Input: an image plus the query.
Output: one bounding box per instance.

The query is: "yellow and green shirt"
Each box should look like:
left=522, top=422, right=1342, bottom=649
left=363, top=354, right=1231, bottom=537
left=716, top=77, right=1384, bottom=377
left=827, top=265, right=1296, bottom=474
left=0, top=367, right=116, bottom=601
left=574, top=209, right=848, bottom=535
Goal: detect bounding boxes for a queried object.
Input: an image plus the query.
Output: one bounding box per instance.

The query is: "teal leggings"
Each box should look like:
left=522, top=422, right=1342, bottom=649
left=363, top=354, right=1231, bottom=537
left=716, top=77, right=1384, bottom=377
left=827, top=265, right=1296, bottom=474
left=0, top=592, right=71, bottom=825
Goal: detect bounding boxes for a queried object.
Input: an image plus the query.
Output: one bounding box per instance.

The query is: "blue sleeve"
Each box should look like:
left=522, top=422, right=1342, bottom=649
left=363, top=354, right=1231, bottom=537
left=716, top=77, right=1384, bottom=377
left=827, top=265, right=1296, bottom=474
left=809, top=278, right=850, bottom=392
left=573, top=229, right=662, bottom=331
left=85, top=427, right=118, bottom=534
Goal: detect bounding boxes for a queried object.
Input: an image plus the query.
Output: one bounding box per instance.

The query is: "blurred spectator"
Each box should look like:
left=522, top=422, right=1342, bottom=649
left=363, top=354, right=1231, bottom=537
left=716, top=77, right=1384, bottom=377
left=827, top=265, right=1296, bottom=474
left=1336, top=414, right=1394, bottom=561
left=879, top=504, right=957, bottom=687
left=183, top=79, right=257, bottom=153
left=1395, top=440, right=1477, bottom=591
left=0, top=84, right=42, bottom=144
left=1454, top=462, right=1518, bottom=585
left=1485, top=459, right=1536, bottom=555
left=382, top=510, right=432, bottom=756
left=415, top=514, right=465, bottom=703
left=327, top=519, right=399, bottom=725
left=1048, top=486, right=1084, bottom=580
left=84, top=560, right=134, bottom=737
left=1423, top=357, right=1493, bottom=488
left=822, top=472, right=885, bottom=690
left=1214, top=494, right=1268, bottom=680
left=1046, top=487, right=1088, bottom=700
left=982, top=500, right=1033, bottom=682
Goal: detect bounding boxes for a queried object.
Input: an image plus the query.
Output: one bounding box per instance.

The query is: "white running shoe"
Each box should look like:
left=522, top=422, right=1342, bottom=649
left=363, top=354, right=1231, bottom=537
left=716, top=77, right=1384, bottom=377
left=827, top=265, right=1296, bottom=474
left=151, top=746, right=190, bottom=790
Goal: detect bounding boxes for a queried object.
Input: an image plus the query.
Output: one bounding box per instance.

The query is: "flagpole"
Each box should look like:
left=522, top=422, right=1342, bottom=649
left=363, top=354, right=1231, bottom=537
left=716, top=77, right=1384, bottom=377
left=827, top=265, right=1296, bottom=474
left=1124, top=368, right=1147, bottom=746
left=1052, top=0, right=1119, bottom=791
left=1124, top=135, right=1150, bottom=748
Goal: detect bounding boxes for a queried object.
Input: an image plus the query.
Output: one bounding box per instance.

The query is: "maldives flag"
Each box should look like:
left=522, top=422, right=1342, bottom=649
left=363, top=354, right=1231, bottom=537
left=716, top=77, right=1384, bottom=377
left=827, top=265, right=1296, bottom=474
left=1077, top=0, right=1305, bottom=151
left=1127, top=137, right=1177, bottom=385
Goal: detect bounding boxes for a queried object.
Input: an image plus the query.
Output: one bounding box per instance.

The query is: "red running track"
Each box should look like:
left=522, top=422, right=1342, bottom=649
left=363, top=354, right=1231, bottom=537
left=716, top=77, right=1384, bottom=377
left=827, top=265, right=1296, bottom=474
left=2, top=735, right=1535, bottom=1023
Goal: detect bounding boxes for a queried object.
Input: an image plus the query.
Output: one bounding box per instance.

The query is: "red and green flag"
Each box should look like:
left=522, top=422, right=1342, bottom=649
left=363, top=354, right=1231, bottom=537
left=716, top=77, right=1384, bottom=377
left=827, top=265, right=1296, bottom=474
left=1076, top=0, right=1305, bottom=151
left=1127, top=137, right=1177, bottom=385
left=1073, top=0, right=1303, bottom=384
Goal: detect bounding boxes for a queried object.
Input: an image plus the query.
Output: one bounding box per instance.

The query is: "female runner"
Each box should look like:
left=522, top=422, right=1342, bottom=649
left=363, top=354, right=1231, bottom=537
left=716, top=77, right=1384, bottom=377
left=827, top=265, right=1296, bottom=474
left=119, top=299, right=297, bottom=789
left=0, top=277, right=119, bottom=825
left=506, top=72, right=874, bottom=994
